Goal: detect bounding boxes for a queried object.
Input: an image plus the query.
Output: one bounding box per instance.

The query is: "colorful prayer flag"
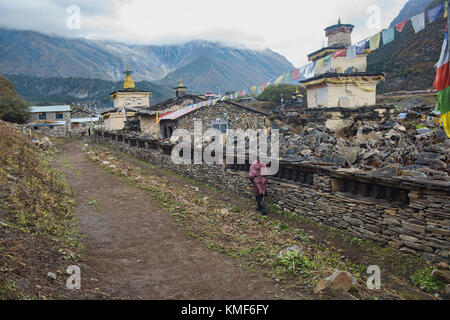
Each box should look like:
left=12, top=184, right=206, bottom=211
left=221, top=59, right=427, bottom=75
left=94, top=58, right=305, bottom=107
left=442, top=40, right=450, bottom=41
left=304, top=62, right=315, bottom=79
left=356, top=39, right=367, bottom=55
left=394, top=20, right=407, bottom=32
left=369, top=33, right=381, bottom=51
left=274, top=75, right=284, bottom=85
left=333, top=49, right=346, bottom=59
left=382, top=28, right=395, bottom=45
left=283, top=72, right=292, bottom=83
left=292, top=68, right=300, bottom=81
left=433, top=20, right=450, bottom=137
left=315, top=58, right=324, bottom=71
left=346, top=45, right=357, bottom=59
left=428, top=3, right=444, bottom=24
left=261, top=82, right=267, bottom=91
left=255, top=84, right=262, bottom=95
left=411, top=12, right=426, bottom=33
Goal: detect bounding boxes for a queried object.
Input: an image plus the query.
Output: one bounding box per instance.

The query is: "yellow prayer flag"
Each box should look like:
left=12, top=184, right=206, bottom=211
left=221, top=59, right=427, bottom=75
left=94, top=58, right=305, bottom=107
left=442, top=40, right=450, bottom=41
left=315, top=58, right=324, bottom=71
left=274, top=75, right=284, bottom=85
left=369, top=33, right=381, bottom=51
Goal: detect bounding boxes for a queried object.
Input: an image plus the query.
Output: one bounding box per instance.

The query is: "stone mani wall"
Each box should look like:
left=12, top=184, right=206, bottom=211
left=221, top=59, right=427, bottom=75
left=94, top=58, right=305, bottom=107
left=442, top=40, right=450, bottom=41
left=94, top=131, right=450, bottom=263
left=295, top=105, right=395, bottom=131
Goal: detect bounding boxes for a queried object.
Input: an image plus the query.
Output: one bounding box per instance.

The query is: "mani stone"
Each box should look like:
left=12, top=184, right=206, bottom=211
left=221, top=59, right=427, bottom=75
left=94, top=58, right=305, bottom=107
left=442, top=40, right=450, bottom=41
left=314, top=271, right=356, bottom=294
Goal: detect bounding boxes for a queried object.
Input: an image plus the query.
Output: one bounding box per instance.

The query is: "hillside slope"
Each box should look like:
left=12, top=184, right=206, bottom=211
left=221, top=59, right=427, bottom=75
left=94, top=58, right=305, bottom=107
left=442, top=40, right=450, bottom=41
left=368, top=0, right=446, bottom=92
left=390, top=0, right=434, bottom=27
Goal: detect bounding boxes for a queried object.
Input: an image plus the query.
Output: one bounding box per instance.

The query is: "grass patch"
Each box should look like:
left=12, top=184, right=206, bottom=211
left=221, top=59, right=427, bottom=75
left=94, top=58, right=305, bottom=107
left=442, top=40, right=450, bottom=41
left=411, top=267, right=446, bottom=293
left=0, top=121, right=81, bottom=299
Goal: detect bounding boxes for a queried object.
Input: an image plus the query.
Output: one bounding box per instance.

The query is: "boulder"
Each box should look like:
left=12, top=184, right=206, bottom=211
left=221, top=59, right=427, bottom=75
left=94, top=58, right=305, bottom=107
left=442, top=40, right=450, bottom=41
left=415, top=152, right=443, bottom=166
left=431, top=269, right=450, bottom=283
left=337, top=147, right=361, bottom=165
left=368, top=165, right=402, bottom=178
left=438, top=262, right=449, bottom=271
left=445, top=284, right=450, bottom=298
left=314, top=270, right=356, bottom=294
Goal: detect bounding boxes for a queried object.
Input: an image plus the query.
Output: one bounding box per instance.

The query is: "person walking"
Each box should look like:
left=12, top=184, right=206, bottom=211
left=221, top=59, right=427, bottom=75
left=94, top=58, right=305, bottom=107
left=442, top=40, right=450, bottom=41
left=249, top=160, right=269, bottom=215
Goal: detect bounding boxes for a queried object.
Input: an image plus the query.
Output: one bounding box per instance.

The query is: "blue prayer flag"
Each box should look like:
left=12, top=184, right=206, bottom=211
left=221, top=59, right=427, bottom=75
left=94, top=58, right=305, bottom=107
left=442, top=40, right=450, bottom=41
left=428, top=3, right=444, bottom=24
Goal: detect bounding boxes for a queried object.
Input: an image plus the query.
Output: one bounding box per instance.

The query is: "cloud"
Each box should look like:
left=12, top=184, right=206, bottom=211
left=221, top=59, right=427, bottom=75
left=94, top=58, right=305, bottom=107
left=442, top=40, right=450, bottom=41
left=0, top=0, right=409, bottom=67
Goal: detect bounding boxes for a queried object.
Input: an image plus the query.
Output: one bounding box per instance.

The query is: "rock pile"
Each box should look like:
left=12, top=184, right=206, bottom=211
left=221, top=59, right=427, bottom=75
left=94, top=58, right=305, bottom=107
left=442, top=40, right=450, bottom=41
left=280, top=119, right=449, bottom=180
left=32, top=136, right=56, bottom=151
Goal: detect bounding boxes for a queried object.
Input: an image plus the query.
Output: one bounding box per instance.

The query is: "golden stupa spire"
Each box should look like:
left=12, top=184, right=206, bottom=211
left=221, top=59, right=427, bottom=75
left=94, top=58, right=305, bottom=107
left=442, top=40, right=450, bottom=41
left=123, top=65, right=135, bottom=89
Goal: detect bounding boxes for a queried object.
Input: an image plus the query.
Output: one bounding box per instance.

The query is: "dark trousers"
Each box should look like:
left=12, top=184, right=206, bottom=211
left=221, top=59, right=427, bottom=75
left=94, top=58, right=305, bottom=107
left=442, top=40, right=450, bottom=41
left=256, top=194, right=266, bottom=213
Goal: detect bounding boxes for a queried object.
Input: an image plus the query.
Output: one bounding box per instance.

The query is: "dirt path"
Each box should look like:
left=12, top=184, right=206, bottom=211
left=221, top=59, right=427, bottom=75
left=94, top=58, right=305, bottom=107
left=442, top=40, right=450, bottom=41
left=57, top=139, right=300, bottom=300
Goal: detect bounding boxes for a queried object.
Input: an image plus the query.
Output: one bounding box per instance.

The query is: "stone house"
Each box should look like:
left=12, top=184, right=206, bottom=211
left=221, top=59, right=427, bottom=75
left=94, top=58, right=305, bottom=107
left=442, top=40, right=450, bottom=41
left=29, top=105, right=71, bottom=123
left=158, top=101, right=269, bottom=140
left=70, top=109, right=101, bottom=129
left=138, top=80, right=206, bottom=135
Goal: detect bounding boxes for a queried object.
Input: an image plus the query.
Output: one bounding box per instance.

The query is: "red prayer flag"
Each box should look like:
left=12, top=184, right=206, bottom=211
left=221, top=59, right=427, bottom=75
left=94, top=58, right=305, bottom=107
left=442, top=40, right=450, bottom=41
left=333, top=49, right=346, bottom=59
left=394, top=21, right=407, bottom=32
left=292, top=68, right=300, bottom=80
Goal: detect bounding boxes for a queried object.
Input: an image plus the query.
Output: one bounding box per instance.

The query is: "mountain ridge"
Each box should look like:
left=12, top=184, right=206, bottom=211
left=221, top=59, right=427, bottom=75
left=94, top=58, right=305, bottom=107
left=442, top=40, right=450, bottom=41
left=3, top=74, right=174, bottom=107
left=0, top=28, right=294, bottom=93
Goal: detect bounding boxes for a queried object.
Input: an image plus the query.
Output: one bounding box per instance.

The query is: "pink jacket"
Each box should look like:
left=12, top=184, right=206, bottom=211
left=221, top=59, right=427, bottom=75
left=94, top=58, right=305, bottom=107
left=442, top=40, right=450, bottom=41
left=249, top=160, right=269, bottom=196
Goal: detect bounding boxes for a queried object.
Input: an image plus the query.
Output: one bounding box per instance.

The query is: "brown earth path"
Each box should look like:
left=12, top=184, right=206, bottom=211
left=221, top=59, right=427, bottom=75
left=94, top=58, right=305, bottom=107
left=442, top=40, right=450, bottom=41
left=57, top=139, right=302, bottom=300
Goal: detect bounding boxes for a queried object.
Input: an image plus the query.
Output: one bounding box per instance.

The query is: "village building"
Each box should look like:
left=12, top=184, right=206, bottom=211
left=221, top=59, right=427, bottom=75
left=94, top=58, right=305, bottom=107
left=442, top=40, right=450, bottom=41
left=70, top=108, right=101, bottom=129
left=138, top=80, right=206, bottom=135
left=102, top=66, right=151, bottom=131
left=29, top=105, right=71, bottom=123
left=28, top=105, right=71, bottom=132
left=204, top=91, right=219, bottom=100
left=158, top=100, right=269, bottom=141
left=301, top=19, right=384, bottom=109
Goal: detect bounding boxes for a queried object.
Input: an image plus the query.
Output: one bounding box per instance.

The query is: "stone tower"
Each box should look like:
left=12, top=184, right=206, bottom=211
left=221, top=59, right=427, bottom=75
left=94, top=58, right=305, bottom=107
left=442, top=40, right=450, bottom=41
left=174, top=79, right=188, bottom=98
left=109, top=65, right=151, bottom=112
left=325, top=18, right=354, bottom=47
left=301, top=20, right=384, bottom=109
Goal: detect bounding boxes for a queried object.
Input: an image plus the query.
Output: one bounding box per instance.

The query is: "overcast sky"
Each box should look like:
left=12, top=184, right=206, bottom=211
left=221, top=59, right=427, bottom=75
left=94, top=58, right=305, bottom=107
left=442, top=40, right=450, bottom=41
left=0, top=0, right=409, bottom=67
